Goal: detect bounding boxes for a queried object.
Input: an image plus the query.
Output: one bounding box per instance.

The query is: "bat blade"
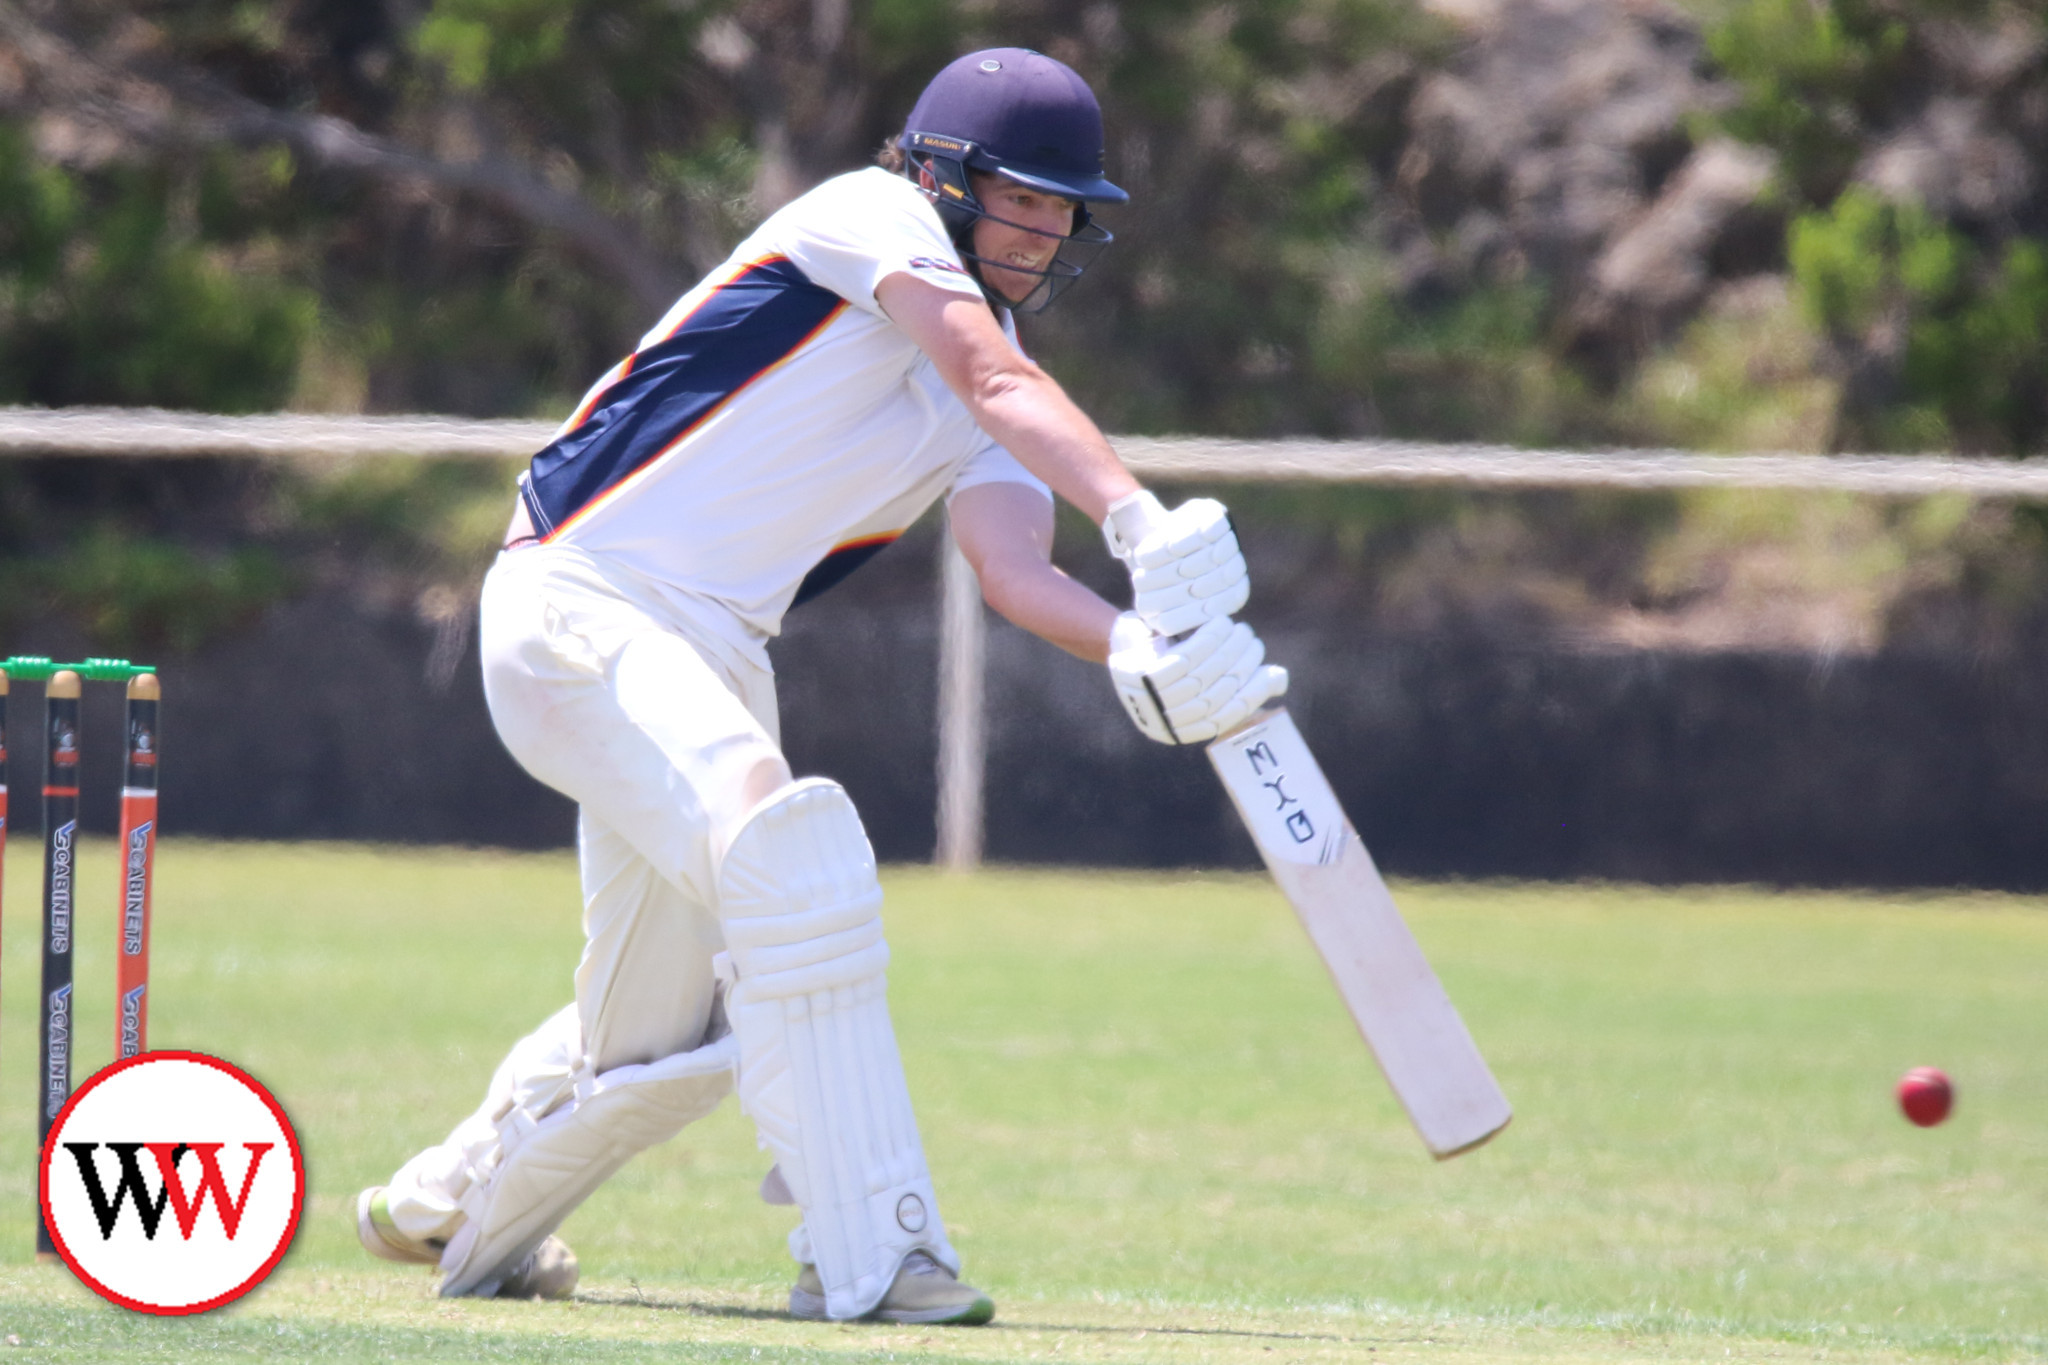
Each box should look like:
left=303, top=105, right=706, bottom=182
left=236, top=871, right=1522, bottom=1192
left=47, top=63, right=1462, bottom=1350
left=1209, top=706, right=1511, bottom=1158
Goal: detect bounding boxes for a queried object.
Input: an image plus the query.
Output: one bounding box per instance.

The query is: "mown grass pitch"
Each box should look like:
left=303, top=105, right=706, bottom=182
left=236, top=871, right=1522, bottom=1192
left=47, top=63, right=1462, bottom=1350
left=0, top=840, right=2039, bottom=1363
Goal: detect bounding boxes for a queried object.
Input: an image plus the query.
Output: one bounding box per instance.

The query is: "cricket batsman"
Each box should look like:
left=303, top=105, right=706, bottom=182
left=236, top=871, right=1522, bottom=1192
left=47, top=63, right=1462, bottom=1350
left=355, top=47, right=1286, bottom=1322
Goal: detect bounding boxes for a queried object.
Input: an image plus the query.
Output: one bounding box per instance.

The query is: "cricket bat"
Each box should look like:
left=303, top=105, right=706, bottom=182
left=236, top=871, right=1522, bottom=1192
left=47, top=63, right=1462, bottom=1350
left=1208, top=705, right=1511, bottom=1158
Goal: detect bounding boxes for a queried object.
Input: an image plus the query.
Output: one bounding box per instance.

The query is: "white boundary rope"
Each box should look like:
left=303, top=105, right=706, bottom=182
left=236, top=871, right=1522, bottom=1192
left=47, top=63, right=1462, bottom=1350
left=1118, top=438, right=2048, bottom=499
left=7, top=406, right=2048, bottom=499
left=15, top=405, right=2046, bottom=871
left=0, top=407, right=561, bottom=459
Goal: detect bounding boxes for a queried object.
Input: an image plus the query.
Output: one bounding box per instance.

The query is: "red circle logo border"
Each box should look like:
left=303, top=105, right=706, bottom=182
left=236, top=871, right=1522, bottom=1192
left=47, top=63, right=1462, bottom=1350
left=38, top=1050, right=306, bottom=1316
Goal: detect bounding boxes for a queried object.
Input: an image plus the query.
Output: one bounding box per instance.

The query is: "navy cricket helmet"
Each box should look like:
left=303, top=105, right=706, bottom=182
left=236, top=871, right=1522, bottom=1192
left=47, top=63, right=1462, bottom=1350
left=899, top=48, right=1127, bottom=312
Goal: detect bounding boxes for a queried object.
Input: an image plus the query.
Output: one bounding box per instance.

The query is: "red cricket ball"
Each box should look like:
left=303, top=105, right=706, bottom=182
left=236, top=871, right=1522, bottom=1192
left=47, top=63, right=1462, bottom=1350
left=1896, top=1067, right=1953, bottom=1127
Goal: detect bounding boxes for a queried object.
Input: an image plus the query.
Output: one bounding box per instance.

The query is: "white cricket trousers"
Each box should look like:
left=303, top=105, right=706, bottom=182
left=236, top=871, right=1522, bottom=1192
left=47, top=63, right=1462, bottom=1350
left=383, top=544, right=785, bottom=1247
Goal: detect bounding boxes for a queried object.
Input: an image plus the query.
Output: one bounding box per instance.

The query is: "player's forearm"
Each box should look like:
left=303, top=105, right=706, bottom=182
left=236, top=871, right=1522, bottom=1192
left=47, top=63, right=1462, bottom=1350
left=979, top=557, right=1121, bottom=662
left=949, top=481, right=1121, bottom=661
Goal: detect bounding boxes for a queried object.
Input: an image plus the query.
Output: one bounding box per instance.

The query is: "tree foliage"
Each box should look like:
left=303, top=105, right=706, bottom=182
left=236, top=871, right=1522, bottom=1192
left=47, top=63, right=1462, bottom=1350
left=1792, top=188, right=2048, bottom=452
left=0, top=0, right=1456, bottom=432
left=0, top=126, right=314, bottom=411
left=11, top=0, right=2048, bottom=657
left=1709, top=0, right=2048, bottom=453
left=4, top=0, right=2048, bottom=457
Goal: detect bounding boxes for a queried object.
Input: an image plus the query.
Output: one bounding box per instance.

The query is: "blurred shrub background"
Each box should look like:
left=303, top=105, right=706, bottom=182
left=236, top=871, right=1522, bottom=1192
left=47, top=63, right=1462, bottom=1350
left=5, top=0, right=2048, bottom=880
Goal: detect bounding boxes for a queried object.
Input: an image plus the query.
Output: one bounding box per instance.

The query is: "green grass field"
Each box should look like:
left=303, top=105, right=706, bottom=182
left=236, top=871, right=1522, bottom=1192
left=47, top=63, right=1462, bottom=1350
left=0, top=839, right=2039, bottom=1363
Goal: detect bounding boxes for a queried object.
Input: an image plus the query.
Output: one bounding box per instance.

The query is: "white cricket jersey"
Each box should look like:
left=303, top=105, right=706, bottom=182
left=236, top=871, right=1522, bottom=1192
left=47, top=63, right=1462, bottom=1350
left=518, top=167, right=1049, bottom=669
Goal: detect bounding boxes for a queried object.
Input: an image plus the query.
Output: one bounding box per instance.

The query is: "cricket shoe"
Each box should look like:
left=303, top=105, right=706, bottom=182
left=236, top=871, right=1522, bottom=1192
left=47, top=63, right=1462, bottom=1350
left=355, top=1186, right=579, bottom=1300
left=790, top=1250, right=994, bottom=1325
left=356, top=1186, right=442, bottom=1266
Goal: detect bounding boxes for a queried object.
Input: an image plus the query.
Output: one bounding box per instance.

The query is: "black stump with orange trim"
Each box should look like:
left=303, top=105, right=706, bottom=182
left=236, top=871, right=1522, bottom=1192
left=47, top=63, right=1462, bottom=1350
left=36, top=669, right=81, bottom=1256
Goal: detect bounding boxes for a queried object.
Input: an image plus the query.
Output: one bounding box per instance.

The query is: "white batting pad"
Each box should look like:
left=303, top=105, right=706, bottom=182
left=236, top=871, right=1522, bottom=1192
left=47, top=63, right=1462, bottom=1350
left=436, top=1033, right=736, bottom=1297
left=718, top=778, right=958, bottom=1320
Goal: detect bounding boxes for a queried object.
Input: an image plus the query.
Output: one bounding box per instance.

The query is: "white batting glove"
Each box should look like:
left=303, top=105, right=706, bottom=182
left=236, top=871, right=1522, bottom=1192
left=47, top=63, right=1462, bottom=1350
left=1108, top=612, right=1289, bottom=745
left=1102, top=490, right=1251, bottom=637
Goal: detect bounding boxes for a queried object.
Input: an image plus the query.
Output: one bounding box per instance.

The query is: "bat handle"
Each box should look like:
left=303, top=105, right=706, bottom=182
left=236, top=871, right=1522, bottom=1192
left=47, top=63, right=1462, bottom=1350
left=1212, top=701, right=1288, bottom=744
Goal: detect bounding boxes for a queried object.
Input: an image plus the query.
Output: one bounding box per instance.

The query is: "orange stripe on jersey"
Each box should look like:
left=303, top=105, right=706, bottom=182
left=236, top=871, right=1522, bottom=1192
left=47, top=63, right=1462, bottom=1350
left=562, top=355, right=634, bottom=433
left=649, top=252, right=792, bottom=343
left=832, top=531, right=902, bottom=554
left=555, top=253, right=794, bottom=440
left=790, top=530, right=907, bottom=607
left=538, top=284, right=850, bottom=545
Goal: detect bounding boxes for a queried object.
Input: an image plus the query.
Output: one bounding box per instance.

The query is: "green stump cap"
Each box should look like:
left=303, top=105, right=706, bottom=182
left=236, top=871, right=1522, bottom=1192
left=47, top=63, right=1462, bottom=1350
left=0, top=656, right=157, bottom=683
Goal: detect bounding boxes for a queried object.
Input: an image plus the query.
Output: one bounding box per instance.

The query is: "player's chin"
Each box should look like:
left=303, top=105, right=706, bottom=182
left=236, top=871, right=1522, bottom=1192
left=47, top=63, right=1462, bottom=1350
left=986, top=277, right=1035, bottom=306
left=983, top=264, right=1049, bottom=306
